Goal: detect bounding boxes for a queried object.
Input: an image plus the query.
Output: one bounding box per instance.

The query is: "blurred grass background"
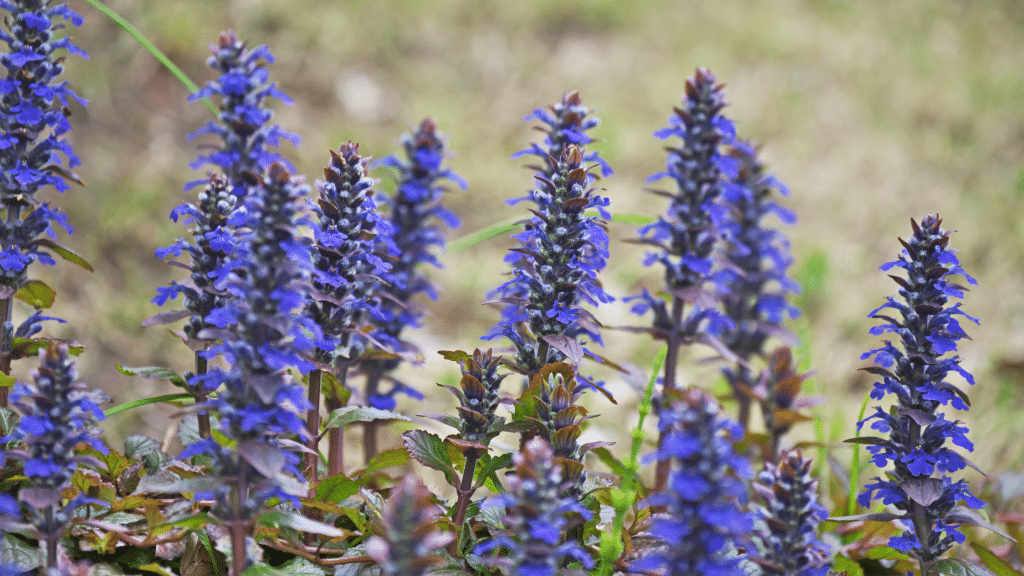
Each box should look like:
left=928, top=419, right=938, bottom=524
left=31, top=0, right=1024, bottom=494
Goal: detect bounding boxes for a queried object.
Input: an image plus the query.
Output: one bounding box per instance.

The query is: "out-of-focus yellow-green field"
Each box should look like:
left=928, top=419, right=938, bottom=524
left=37, top=0, right=1024, bottom=492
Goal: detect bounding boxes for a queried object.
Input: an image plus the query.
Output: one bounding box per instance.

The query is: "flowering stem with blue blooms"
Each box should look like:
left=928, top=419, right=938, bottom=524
left=306, top=141, right=389, bottom=478
left=3, top=345, right=107, bottom=571
left=150, top=31, right=298, bottom=442
left=179, top=163, right=318, bottom=576
left=362, top=118, right=463, bottom=462
left=0, top=0, right=87, bottom=407
left=486, top=92, right=612, bottom=380
left=629, top=68, right=736, bottom=492
left=848, top=215, right=989, bottom=575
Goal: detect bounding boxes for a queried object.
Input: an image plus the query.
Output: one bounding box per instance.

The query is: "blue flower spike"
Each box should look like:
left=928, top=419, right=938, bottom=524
left=849, top=215, right=995, bottom=571
left=4, top=345, right=108, bottom=570
left=473, top=437, right=595, bottom=576
left=752, top=450, right=831, bottom=576
left=0, top=0, right=87, bottom=293
left=187, top=30, right=299, bottom=195
left=634, top=386, right=752, bottom=576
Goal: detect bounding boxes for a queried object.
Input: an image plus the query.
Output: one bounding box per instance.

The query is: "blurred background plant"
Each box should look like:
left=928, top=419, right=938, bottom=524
left=31, top=0, right=1024, bottom=525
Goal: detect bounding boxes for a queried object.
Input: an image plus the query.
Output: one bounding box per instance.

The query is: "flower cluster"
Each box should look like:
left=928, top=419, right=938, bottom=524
left=181, top=163, right=317, bottom=531
left=187, top=30, right=299, bottom=195
left=635, top=387, right=752, bottom=576
left=510, top=91, right=613, bottom=183
left=488, top=145, right=612, bottom=373
left=365, top=475, right=454, bottom=576
left=307, top=141, right=390, bottom=365
left=629, top=68, right=735, bottom=341
left=857, top=215, right=982, bottom=564
left=2, top=345, right=107, bottom=559
left=0, top=0, right=86, bottom=292
left=441, top=348, right=509, bottom=445
left=151, top=174, right=237, bottom=342
left=475, top=437, right=594, bottom=576
left=717, top=142, right=801, bottom=430
left=751, top=450, right=831, bottom=576
left=358, top=119, right=464, bottom=410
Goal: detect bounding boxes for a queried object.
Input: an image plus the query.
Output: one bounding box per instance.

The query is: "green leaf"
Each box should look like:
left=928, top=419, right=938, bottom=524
left=610, top=212, right=654, bottom=226
left=1, top=532, right=43, bottom=571
left=591, top=446, right=626, bottom=477
left=124, top=435, right=164, bottom=474
left=847, top=389, right=873, bottom=515
left=970, top=543, right=1023, bottom=576
left=116, top=365, right=188, bottom=387
left=934, top=558, right=997, bottom=576
left=0, top=373, right=14, bottom=389
left=438, top=349, right=472, bottom=362
left=15, top=280, right=55, bottom=308
left=258, top=510, right=344, bottom=538
left=274, top=558, right=328, bottom=576
left=832, top=554, right=865, bottom=576
left=316, top=475, right=360, bottom=504
left=322, top=406, right=410, bottom=430
left=475, top=452, right=512, bottom=485
left=402, top=429, right=457, bottom=485
left=34, top=239, right=94, bottom=271
left=0, top=407, right=17, bottom=436
left=105, top=393, right=193, bottom=417
left=81, top=0, right=215, bottom=114
left=363, top=448, right=411, bottom=476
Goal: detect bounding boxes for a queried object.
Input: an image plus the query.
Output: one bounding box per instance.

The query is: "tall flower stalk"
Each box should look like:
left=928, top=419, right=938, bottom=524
left=853, top=215, right=985, bottom=574
left=629, top=68, right=736, bottom=490
left=488, top=145, right=612, bottom=376
left=362, top=118, right=464, bottom=461
left=718, top=141, right=806, bottom=457
left=751, top=450, right=831, bottom=576
left=0, top=0, right=87, bottom=407
left=180, top=163, right=317, bottom=576
left=2, top=345, right=107, bottom=571
left=486, top=93, right=613, bottom=379
left=305, top=141, right=390, bottom=478
left=152, top=31, right=298, bottom=441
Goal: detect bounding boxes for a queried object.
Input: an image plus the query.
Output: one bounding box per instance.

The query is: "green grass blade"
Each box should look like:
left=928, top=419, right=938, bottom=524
left=82, top=0, right=215, bottom=114
left=105, top=393, right=194, bottom=417
left=847, top=390, right=872, bottom=515
left=596, top=345, right=667, bottom=576
left=446, top=218, right=523, bottom=253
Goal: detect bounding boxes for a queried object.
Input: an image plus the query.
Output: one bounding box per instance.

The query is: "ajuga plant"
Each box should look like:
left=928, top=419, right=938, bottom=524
left=717, top=141, right=806, bottom=450
left=362, top=118, right=464, bottom=459
left=633, top=386, right=752, bottom=576
left=365, top=475, right=454, bottom=576
left=186, top=30, right=299, bottom=194
left=0, top=0, right=87, bottom=407
left=751, top=450, right=831, bottom=576
left=180, top=163, right=319, bottom=576
left=151, top=30, right=298, bottom=443
left=474, top=437, right=595, bottom=576
left=305, top=141, right=390, bottom=478
left=1, top=345, right=107, bottom=572
left=428, top=348, right=510, bottom=537
left=847, top=215, right=990, bottom=575
left=487, top=92, right=613, bottom=378
left=628, top=68, right=738, bottom=490
left=488, top=144, right=612, bottom=376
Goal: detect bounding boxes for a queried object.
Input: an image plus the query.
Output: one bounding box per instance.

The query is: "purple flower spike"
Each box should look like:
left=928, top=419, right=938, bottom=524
left=853, top=215, right=986, bottom=567
left=0, top=0, right=87, bottom=291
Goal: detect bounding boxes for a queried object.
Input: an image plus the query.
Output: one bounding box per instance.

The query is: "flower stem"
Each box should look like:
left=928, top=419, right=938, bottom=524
left=0, top=296, right=11, bottom=408
left=195, top=352, right=211, bottom=439
left=305, top=369, right=322, bottom=480
left=654, top=295, right=684, bottom=493
left=362, top=370, right=381, bottom=464
left=449, top=448, right=481, bottom=556
left=326, top=365, right=348, bottom=477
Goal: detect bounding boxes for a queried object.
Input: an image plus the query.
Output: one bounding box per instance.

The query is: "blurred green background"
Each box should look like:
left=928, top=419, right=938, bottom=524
left=31, top=0, right=1024, bottom=488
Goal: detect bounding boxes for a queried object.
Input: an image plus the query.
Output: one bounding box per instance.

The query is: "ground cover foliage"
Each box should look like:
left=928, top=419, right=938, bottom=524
left=1, top=2, right=1024, bottom=576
